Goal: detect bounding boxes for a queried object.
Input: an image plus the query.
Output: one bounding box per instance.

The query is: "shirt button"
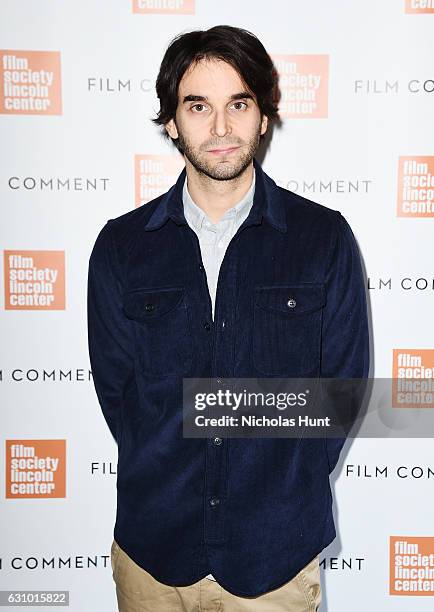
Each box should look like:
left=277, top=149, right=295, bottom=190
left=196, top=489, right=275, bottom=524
left=217, top=241, right=224, bottom=248
left=213, top=437, right=222, bottom=446
left=287, top=298, right=296, bottom=308
left=144, top=303, right=155, bottom=312
left=199, top=264, right=204, bottom=272
left=209, top=497, right=220, bottom=507
left=204, top=322, right=211, bottom=331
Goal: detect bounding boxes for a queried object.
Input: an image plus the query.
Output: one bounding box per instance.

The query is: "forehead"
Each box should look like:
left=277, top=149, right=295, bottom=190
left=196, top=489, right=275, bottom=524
left=178, top=58, right=248, bottom=97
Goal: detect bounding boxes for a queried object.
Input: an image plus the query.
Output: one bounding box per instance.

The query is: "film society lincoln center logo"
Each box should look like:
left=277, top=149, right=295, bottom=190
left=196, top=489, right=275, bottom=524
left=132, top=0, right=195, bottom=14
left=405, top=0, right=434, bottom=14
left=4, top=250, right=65, bottom=310
left=135, top=154, right=185, bottom=206
left=6, top=440, right=66, bottom=499
left=392, top=349, right=434, bottom=408
left=271, top=54, right=329, bottom=119
left=0, top=50, right=62, bottom=115
left=390, top=537, right=434, bottom=596
left=397, top=157, right=434, bottom=217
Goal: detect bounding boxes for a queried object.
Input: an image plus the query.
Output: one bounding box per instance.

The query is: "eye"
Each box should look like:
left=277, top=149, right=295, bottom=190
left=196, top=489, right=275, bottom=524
left=190, top=103, right=208, bottom=113
left=231, top=101, right=248, bottom=110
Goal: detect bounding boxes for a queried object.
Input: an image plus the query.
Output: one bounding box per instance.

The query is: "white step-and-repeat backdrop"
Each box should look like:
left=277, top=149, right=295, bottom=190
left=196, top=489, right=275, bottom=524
left=1, top=1, right=433, bottom=610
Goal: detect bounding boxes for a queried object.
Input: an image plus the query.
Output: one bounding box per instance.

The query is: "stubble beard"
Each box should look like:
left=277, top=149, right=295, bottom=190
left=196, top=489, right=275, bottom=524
left=175, top=121, right=263, bottom=181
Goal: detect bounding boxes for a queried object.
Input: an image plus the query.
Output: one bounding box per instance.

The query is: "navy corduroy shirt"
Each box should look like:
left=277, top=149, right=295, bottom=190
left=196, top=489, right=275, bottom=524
left=87, top=158, right=370, bottom=597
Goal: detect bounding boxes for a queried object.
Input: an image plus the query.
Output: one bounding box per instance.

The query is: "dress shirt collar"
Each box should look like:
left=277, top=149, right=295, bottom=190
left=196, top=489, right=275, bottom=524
left=182, top=168, right=255, bottom=232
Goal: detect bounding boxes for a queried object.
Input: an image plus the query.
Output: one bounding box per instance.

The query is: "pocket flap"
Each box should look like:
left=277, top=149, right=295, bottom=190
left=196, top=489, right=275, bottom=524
left=254, top=284, right=325, bottom=316
left=122, top=287, right=184, bottom=321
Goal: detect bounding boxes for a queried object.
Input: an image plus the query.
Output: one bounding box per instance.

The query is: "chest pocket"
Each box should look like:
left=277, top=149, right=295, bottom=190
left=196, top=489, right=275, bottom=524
left=253, top=284, right=326, bottom=376
left=122, top=287, right=193, bottom=377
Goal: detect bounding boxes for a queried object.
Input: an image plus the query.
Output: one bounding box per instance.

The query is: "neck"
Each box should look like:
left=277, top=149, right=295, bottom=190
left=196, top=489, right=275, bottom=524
left=185, top=159, right=254, bottom=224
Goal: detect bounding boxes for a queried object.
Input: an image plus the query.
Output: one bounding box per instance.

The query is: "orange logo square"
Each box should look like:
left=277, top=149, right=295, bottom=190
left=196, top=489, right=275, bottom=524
left=397, top=157, right=434, bottom=217
left=6, top=440, right=66, bottom=499
left=272, top=54, right=329, bottom=119
left=0, top=50, right=62, bottom=115
left=4, top=250, right=66, bottom=310
left=392, top=349, right=434, bottom=408
left=135, top=154, right=185, bottom=206
left=132, top=0, right=195, bottom=14
left=390, top=537, right=434, bottom=595
left=405, top=0, right=434, bottom=13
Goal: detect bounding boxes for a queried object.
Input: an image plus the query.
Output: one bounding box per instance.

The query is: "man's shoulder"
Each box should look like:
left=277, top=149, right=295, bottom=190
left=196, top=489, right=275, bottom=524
left=107, top=191, right=166, bottom=231
left=277, top=183, right=342, bottom=223
left=272, top=182, right=344, bottom=244
left=88, top=190, right=168, bottom=260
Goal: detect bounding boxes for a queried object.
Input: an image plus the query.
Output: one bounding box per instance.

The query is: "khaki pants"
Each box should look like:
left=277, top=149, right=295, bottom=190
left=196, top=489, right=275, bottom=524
left=111, top=539, right=322, bottom=611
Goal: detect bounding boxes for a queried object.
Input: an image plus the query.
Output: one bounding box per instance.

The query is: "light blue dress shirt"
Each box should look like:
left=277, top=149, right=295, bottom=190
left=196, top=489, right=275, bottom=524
left=182, top=168, right=256, bottom=323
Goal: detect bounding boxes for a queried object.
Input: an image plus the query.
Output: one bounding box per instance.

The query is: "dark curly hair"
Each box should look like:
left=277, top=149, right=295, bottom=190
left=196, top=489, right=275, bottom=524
left=152, top=25, right=280, bottom=149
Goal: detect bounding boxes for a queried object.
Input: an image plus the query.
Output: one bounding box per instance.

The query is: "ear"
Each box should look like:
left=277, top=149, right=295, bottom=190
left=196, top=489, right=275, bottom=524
left=165, top=118, right=179, bottom=139
left=260, top=114, right=268, bottom=136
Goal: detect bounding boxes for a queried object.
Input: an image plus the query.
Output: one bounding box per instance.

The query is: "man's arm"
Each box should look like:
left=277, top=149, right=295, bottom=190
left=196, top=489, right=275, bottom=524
left=320, top=212, right=370, bottom=472
left=87, top=221, right=135, bottom=443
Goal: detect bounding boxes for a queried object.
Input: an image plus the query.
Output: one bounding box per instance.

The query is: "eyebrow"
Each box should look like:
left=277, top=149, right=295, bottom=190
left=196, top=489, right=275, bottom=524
left=182, top=91, right=254, bottom=104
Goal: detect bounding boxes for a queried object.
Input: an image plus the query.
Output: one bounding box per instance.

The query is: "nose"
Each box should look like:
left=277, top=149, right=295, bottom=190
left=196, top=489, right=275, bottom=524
left=210, top=108, right=232, bottom=138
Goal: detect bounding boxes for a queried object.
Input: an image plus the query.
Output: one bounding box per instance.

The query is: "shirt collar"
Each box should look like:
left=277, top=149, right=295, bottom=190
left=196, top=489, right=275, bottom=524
left=182, top=168, right=256, bottom=232
left=143, top=157, right=287, bottom=234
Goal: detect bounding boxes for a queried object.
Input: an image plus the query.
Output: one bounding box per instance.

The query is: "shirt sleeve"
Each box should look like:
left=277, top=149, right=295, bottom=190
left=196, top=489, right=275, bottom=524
left=320, top=212, right=370, bottom=473
left=87, top=220, right=136, bottom=443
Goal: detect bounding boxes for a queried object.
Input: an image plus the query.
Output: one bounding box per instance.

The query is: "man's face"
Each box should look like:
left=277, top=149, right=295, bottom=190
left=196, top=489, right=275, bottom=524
left=165, top=58, right=268, bottom=181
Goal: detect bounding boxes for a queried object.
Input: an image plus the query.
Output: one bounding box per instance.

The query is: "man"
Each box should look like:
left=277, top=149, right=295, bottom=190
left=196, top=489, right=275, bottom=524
left=87, top=25, right=369, bottom=612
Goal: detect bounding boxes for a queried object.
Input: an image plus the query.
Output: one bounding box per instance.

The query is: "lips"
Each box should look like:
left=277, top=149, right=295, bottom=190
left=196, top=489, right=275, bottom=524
left=207, top=146, right=240, bottom=155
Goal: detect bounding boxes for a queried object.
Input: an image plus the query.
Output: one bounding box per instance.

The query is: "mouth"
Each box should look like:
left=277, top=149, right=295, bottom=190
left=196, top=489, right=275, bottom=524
left=207, top=146, right=240, bottom=156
